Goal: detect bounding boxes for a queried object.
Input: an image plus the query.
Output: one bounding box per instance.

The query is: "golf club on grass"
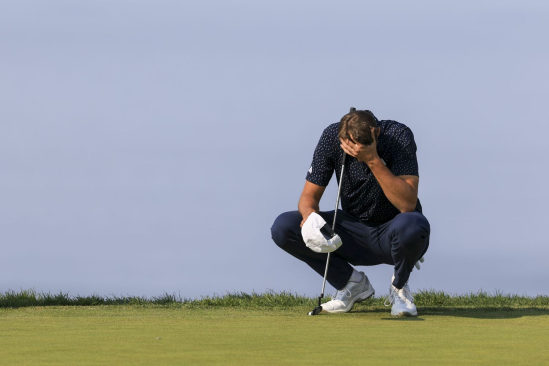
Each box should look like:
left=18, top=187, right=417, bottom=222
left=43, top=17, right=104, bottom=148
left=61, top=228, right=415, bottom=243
left=308, top=107, right=354, bottom=316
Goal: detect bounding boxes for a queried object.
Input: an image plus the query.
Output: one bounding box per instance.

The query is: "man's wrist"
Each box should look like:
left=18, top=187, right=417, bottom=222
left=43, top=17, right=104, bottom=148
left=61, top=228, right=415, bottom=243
left=365, top=155, right=383, bottom=168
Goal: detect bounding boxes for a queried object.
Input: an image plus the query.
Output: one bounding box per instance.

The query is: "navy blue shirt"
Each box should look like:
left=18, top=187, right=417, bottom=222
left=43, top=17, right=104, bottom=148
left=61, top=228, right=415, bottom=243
left=306, top=120, right=422, bottom=223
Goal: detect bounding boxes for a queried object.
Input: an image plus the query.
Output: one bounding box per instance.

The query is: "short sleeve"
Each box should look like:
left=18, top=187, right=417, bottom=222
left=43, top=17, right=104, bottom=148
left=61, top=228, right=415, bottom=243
left=305, top=126, right=336, bottom=186
left=390, top=127, right=419, bottom=177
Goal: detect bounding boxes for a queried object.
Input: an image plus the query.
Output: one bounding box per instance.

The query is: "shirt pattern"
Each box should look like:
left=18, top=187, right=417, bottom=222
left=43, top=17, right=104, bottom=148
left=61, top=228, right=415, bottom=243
left=305, top=120, right=422, bottom=223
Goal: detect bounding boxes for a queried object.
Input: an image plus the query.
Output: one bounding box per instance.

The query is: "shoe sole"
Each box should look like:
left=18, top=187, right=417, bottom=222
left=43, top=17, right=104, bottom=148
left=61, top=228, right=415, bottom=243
left=322, top=288, right=375, bottom=314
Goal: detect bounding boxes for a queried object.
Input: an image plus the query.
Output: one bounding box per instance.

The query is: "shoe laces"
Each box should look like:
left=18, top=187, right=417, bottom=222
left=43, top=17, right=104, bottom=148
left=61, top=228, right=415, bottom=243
left=384, top=284, right=414, bottom=307
left=331, top=288, right=352, bottom=301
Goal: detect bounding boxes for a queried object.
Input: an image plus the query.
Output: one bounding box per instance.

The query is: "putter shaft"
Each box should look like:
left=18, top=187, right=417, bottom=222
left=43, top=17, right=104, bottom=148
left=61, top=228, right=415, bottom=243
left=319, top=153, right=347, bottom=299
left=309, top=107, right=354, bottom=316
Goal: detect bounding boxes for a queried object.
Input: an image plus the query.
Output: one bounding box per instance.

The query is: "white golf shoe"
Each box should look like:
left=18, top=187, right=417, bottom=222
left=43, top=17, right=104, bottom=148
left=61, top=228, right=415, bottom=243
left=385, top=276, right=417, bottom=317
left=321, top=272, right=375, bottom=314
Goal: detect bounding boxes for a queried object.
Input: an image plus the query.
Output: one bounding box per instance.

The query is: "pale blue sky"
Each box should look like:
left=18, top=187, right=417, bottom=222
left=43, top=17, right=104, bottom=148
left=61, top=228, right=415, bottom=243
left=1, top=1, right=548, bottom=298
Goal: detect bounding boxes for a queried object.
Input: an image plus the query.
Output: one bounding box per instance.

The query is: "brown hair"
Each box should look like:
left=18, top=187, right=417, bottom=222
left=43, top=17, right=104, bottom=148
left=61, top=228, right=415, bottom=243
left=337, top=110, right=378, bottom=145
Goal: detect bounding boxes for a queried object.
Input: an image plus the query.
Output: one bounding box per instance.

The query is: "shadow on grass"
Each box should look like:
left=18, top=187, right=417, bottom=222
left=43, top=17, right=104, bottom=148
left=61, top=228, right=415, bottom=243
left=420, top=308, right=549, bottom=319
left=381, top=316, right=426, bottom=321
left=351, top=307, right=549, bottom=319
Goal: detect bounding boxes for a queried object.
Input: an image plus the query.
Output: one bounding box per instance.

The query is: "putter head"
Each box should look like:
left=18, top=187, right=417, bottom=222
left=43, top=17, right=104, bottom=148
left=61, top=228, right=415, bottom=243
left=319, top=223, right=336, bottom=239
left=308, top=306, right=323, bottom=316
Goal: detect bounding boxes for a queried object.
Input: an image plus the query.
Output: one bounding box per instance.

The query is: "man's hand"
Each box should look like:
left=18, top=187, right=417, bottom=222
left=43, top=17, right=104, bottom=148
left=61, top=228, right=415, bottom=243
left=340, top=127, right=380, bottom=164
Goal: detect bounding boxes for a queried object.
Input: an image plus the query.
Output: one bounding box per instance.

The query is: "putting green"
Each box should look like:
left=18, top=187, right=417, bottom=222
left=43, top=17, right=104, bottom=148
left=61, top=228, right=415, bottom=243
left=1, top=306, right=548, bottom=365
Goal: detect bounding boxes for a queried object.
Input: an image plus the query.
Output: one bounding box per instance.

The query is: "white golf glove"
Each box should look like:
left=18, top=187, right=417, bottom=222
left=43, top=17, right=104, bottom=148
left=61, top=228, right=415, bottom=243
left=301, top=212, right=342, bottom=253
left=414, top=256, right=425, bottom=270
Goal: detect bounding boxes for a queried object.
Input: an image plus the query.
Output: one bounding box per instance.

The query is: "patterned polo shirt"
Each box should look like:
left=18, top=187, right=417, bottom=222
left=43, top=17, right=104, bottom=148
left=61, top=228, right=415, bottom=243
left=306, top=120, right=422, bottom=223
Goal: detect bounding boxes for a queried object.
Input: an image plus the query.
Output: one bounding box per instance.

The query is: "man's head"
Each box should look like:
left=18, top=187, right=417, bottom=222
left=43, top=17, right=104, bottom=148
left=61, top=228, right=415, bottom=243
left=338, top=110, right=379, bottom=145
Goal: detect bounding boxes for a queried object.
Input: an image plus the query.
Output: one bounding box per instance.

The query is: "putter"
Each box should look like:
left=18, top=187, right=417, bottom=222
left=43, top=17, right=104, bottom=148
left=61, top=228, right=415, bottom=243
left=308, top=107, right=354, bottom=316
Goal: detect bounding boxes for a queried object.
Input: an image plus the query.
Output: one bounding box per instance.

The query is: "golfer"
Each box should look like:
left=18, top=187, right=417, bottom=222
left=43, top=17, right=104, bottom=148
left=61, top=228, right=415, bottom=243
left=271, top=109, right=430, bottom=316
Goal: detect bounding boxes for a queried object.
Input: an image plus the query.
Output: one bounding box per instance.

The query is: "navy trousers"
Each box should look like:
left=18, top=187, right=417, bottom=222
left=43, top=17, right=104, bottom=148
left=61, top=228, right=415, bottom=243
left=271, top=210, right=430, bottom=290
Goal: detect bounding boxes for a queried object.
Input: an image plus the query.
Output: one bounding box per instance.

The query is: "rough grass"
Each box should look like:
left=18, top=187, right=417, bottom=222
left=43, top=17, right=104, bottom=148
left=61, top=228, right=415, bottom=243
left=1, top=289, right=548, bottom=310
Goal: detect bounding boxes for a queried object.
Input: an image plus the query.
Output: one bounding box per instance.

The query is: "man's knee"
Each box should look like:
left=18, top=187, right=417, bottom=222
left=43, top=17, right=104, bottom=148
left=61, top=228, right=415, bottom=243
left=390, top=212, right=430, bottom=245
left=270, top=211, right=302, bottom=248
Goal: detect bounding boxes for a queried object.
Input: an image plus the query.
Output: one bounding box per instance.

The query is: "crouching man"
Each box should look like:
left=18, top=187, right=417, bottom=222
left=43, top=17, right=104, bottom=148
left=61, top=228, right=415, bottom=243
left=271, top=109, right=430, bottom=316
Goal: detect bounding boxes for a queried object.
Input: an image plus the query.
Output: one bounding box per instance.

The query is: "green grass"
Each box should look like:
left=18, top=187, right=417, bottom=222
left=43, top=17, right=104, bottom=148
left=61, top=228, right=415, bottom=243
left=1, top=290, right=548, bottom=365
left=1, top=305, right=548, bottom=365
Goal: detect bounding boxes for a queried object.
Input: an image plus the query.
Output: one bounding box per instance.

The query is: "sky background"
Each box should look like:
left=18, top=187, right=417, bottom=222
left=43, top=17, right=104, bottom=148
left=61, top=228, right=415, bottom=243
left=1, top=0, right=548, bottom=298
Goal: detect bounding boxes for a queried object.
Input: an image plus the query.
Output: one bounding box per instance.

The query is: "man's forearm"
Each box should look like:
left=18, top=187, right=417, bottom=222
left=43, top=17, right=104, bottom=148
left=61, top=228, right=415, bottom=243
left=367, top=158, right=418, bottom=212
left=297, top=181, right=326, bottom=227
left=298, top=194, right=320, bottom=218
